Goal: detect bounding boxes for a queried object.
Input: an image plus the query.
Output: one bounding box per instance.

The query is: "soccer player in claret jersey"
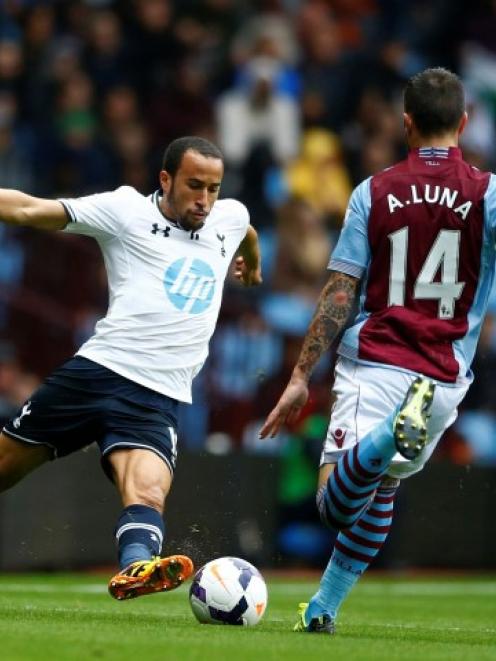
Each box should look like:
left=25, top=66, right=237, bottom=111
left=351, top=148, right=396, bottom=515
left=261, top=67, right=496, bottom=633
left=0, top=136, right=262, bottom=600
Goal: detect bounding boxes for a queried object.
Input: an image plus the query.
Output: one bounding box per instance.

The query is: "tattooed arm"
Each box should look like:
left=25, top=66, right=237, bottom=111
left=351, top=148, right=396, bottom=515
left=293, top=271, right=359, bottom=381
left=259, top=271, right=360, bottom=438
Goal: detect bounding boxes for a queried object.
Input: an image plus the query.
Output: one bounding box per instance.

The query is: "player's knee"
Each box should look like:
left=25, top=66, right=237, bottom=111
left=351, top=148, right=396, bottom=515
left=316, top=484, right=359, bottom=531
left=316, top=485, right=331, bottom=527
left=0, top=433, right=50, bottom=492
left=316, top=484, right=350, bottom=531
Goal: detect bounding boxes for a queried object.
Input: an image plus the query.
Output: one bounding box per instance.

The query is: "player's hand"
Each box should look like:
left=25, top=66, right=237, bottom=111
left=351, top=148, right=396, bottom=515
left=233, top=256, right=263, bottom=287
left=259, top=377, right=309, bottom=438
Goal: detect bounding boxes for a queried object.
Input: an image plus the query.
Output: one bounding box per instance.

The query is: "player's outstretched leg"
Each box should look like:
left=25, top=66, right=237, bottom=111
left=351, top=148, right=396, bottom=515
left=394, top=377, right=435, bottom=460
left=108, top=555, right=194, bottom=600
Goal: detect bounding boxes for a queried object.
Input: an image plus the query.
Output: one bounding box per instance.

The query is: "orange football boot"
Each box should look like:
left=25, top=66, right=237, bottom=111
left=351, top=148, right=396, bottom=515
left=108, top=555, right=194, bottom=600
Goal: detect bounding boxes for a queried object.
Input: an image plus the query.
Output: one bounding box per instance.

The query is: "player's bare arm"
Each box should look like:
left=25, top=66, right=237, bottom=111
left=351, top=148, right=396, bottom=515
left=0, top=189, right=68, bottom=230
left=233, top=223, right=263, bottom=286
left=259, top=271, right=360, bottom=438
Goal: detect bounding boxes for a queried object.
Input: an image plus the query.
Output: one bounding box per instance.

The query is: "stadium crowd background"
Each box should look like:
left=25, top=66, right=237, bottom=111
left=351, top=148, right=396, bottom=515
left=2, top=0, right=496, bottom=563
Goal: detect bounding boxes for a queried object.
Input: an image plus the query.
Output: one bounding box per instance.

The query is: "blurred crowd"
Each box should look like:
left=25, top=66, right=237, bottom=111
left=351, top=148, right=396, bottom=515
left=2, top=0, right=496, bottom=499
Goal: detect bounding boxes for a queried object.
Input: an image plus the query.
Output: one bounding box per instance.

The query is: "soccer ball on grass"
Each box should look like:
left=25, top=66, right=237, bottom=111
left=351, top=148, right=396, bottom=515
left=189, top=556, right=268, bottom=626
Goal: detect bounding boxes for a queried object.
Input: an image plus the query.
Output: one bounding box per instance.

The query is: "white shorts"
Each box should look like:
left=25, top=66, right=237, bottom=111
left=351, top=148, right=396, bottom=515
left=321, top=357, right=470, bottom=479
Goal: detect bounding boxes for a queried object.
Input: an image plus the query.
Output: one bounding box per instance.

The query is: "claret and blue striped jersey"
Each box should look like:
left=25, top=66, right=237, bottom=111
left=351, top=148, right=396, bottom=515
left=329, top=147, right=496, bottom=384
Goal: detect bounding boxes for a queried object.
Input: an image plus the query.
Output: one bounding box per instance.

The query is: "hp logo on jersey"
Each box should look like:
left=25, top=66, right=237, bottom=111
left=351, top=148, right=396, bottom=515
left=164, top=258, right=216, bottom=314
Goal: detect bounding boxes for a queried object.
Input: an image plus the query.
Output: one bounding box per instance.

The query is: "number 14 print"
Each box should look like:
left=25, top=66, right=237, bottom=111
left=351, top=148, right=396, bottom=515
left=388, top=228, right=464, bottom=319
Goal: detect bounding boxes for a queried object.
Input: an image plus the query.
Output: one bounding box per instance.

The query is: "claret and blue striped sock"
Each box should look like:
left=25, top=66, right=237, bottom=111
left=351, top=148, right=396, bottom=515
left=115, top=504, right=164, bottom=570
left=308, top=482, right=398, bottom=620
left=320, top=411, right=398, bottom=530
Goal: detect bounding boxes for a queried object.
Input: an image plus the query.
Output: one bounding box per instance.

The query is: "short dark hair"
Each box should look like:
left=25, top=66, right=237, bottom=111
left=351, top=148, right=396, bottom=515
left=404, top=68, right=465, bottom=137
left=161, top=136, right=224, bottom=174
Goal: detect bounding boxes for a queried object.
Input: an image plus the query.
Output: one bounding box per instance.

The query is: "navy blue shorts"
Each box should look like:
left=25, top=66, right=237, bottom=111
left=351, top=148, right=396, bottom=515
left=3, top=356, right=179, bottom=477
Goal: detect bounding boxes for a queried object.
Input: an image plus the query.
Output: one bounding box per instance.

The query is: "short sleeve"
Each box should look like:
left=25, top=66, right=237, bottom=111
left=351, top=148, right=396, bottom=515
left=328, top=177, right=371, bottom=277
left=60, top=186, right=134, bottom=238
left=230, top=199, right=250, bottom=233
left=218, top=198, right=250, bottom=235
left=484, top=173, right=496, bottom=235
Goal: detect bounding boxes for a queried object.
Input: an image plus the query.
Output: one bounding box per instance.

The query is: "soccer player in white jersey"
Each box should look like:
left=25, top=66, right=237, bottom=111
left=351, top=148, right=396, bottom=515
left=261, top=68, right=496, bottom=633
left=0, top=136, right=262, bottom=599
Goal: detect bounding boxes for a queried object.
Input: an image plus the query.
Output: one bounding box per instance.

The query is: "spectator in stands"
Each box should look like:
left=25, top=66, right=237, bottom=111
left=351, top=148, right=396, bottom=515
left=0, top=0, right=491, bottom=463
left=216, top=54, right=300, bottom=223
left=285, top=129, right=352, bottom=229
left=146, top=56, right=215, bottom=153
left=84, top=8, right=129, bottom=94
left=261, top=198, right=331, bottom=337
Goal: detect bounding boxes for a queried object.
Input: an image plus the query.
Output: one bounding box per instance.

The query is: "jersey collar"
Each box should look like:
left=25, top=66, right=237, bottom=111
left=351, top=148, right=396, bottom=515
left=149, top=190, right=205, bottom=234
left=411, top=146, right=462, bottom=160
left=150, top=190, right=181, bottom=228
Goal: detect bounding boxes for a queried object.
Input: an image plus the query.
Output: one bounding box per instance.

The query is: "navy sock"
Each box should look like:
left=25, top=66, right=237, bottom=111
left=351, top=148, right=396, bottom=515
left=115, top=504, right=164, bottom=569
left=309, top=483, right=397, bottom=620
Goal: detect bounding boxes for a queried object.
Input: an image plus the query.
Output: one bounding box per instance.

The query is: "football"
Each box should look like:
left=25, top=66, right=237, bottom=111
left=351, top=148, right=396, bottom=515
left=189, top=556, right=268, bottom=626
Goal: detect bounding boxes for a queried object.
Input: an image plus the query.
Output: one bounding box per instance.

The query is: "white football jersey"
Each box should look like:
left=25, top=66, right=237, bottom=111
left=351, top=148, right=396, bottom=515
left=60, top=186, right=249, bottom=402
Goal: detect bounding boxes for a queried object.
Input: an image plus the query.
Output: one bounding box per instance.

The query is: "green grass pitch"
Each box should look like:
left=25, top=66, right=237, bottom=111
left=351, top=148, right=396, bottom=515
left=0, top=573, right=495, bottom=661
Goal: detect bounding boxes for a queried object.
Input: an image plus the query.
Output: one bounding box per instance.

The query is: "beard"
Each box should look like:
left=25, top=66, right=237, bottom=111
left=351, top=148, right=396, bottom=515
left=177, top=214, right=202, bottom=232
left=166, top=183, right=204, bottom=232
